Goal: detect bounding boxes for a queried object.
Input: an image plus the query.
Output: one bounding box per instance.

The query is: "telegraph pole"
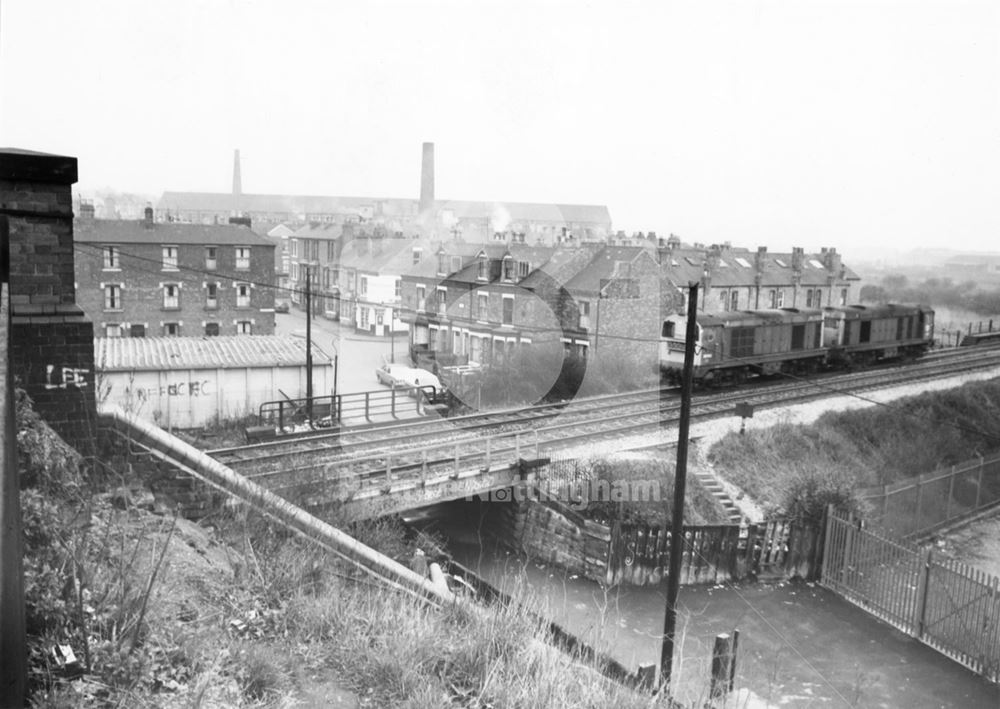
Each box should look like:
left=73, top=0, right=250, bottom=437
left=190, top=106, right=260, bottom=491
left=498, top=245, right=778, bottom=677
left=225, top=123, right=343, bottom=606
left=305, top=265, right=313, bottom=423
left=660, top=282, right=698, bottom=690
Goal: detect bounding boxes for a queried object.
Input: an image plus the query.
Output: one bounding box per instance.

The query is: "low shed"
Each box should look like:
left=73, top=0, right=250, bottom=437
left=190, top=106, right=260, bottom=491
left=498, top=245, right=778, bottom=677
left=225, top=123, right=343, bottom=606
left=96, top=336, right=333, bottom=429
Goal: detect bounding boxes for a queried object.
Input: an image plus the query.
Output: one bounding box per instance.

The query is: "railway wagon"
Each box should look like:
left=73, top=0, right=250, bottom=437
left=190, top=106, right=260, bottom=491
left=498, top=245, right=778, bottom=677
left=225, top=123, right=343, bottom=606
left=660, top=308, right=826, bottom=386
left=823, top=304, right=934, bottom=366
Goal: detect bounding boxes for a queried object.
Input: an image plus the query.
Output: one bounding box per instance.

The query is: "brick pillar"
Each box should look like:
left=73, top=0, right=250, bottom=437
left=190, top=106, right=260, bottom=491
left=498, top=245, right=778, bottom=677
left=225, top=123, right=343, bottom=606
left=0, top=149, right=96, bottom=452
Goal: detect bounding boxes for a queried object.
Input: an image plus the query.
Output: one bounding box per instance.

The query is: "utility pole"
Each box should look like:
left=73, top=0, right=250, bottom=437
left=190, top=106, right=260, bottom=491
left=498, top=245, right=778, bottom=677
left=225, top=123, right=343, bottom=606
left=305, top=265, right=313, bottom=424
left=660, top=282, right=698, bottom=690
left=0, top=215, right=26, bottom=707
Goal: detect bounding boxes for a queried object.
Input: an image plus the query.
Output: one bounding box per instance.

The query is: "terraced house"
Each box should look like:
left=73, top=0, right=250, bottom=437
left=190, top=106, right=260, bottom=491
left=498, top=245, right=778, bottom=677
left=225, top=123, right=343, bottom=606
left=656, top=238, right=860, bottom=314
left=74, top=206, right=277, bottom=337
left=398, top=241, right=677, bottom=374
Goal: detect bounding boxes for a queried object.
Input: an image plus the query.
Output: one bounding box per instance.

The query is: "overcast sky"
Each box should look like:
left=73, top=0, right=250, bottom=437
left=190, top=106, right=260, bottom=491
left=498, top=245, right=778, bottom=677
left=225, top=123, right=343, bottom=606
left=2, top=0, right=998, bottom=257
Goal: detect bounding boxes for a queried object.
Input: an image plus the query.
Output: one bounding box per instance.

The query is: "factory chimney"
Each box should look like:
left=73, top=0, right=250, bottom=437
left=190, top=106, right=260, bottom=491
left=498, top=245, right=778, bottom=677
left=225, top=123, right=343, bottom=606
left=232, top=149, right=242, bottom=216
left=419, top=142, right=434, bottom=213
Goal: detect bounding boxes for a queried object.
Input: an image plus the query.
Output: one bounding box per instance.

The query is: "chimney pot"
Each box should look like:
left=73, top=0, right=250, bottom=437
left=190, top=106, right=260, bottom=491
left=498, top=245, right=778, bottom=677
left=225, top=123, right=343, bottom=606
left=144, top=203, right=154, bottom=228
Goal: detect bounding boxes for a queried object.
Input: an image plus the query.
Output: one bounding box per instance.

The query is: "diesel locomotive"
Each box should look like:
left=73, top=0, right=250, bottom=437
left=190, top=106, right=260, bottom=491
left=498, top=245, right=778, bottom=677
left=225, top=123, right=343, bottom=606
left=660, top=304, right=935, bottom=386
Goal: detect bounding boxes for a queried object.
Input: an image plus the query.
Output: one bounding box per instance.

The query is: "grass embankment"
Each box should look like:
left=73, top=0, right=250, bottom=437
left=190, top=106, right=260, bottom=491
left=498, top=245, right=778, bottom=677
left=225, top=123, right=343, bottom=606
left=558, top=457, right=731, bottom=527
left=708, top=378, right=1000, bottom=524
left=19, top=392, right=657, bottom=708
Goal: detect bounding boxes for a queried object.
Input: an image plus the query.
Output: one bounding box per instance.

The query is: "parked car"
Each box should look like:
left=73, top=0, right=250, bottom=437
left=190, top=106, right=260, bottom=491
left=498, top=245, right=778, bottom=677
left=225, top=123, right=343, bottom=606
left=274, top=301, right=290, bottom=314
left=375, top=363, right=444, bottom=398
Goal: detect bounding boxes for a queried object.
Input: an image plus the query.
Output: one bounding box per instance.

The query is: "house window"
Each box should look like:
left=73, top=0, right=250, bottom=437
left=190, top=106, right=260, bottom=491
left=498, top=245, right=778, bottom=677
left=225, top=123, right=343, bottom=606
left=164, top=322, right=180, bottom=336
left=437, top=252, right=448, bottom=275
left=451, top=256, right=462, bottom=272
left=840, top=288, right=848, bottom=306
left=205, top=246, right=217, bottom=270
left=236, top=321, right=252, bottom=335
left=163, top=284, right=180, bottom=309
left=103, top=245, right=119, bottom=269
left=235, top=247, right=251, bottom=270
left=104, top=284, right=122, bottom=311
left=478, top=258, right=489, bottom=280
left=360, top=276, right=368, bottom=295
left=236, top=283, right=251, bottom=307
left=768, top=289, right=777, bottom=308
left=730, top=290, right=739, bottom=311
left=502, top=257, right=514, bottom=281
left=412, top=248, right=422, bottom=264
left=436, top=287, right=447, bottom=315
left=205, top=322, right=220, bottom=336
left=105, top=324, right=122, bottom=338
left=129, top=324, right=146, bottom=338
left=477, top=293, right=489, bottom=320
left=502, top=295, right=514, bottom=325
left=327, top=241, right=337, bottom=260
left=290, top=239, right=298, bottom=257
left=416, top=285, right=426, bottom=311
left=162, top=246, right=178, bottom=270
left=360, top=307, right=370, bottom=328
left=206, top=283, right=218, bottom=309
left=579, top=300, right=591, bottom=329
left=394, top=279, right=401, bottom=298
left=776, top=290, right=785, bottom=307
left=517, top=261, right=530, bottom=278
left=719, top=291, right=729, bottom=310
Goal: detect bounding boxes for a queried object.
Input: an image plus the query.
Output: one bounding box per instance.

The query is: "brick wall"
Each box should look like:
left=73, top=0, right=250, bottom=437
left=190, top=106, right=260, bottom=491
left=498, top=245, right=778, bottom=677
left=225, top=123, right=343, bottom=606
left=74, top=226, right=276, bottom=337
left=1, top=149, right=97, bottom=451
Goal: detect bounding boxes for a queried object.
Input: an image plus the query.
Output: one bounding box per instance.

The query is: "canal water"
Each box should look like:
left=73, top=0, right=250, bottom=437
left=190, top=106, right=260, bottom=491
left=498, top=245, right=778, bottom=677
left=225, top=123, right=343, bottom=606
left=410, top=502, right=1000, bottom=709
left=415, top=504, right=732, bottom=706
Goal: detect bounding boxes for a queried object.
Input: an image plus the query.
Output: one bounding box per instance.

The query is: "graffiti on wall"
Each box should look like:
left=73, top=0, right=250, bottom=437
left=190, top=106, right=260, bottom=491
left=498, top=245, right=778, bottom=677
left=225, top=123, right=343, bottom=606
left=44, top=365, right=90, bottom=389
left=125, top=380, right=215, bottom=401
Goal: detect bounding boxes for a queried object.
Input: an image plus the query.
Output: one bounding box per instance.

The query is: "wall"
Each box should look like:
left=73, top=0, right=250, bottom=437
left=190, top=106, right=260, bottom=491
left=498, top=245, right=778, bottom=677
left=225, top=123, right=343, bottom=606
left=488, top=486, right=822, bottom=587
left=100, top=363, right=333, bottom=428
left=2, top=149, right=97, bottom=451
left=75, top=226, right=276, bottom=337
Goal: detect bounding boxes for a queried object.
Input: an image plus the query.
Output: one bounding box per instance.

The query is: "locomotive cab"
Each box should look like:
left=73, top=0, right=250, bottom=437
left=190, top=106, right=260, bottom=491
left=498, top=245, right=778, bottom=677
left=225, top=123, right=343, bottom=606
left=660, top=313, right=707, bottom=382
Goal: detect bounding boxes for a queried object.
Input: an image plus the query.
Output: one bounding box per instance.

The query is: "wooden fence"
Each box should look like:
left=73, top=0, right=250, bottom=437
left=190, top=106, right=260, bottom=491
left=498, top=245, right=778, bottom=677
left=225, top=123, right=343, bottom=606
left=822, top=508, right=1000, bottom=683
left=606, top=518, right=823, bottom=587
left=858, top=452, right=1000, bottom=538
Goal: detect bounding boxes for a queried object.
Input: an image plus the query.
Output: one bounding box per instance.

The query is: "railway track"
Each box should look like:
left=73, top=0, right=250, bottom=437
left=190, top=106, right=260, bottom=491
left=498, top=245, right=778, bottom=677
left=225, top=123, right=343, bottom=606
left=206, top=345, right=1000, bottom=508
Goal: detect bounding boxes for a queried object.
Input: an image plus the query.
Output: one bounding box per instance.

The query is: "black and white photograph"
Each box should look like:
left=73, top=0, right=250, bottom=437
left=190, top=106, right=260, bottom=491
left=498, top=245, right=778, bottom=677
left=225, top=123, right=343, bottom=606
left=2, top=1, right=1000, bottom=707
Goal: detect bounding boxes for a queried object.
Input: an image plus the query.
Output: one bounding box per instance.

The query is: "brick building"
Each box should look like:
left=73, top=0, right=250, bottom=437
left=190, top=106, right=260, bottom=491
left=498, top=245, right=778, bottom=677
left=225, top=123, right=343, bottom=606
left=1, top=148, right=96, bottom=450
left=287, top=222, right=344, bottom=315
left=656, top=240, right=860, bottom=313
left=74, top=209, right=277, bottom=338
left=336, top=236, right=414, bottom=336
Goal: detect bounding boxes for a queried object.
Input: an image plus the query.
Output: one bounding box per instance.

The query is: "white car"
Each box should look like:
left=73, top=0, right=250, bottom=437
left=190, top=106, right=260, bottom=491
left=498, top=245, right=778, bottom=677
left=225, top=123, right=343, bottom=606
left=375, top=364, right=442, bottom=397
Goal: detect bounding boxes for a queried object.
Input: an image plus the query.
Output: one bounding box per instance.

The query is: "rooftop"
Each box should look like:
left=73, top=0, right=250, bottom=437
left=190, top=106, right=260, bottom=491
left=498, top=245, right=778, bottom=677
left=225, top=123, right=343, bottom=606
left=95, top=335, right=332, bottom=371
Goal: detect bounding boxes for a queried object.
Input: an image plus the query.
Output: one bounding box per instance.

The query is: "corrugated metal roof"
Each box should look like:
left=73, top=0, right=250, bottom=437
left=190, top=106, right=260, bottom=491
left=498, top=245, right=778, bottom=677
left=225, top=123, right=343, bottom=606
left=96, top=335, right=332, bottom=372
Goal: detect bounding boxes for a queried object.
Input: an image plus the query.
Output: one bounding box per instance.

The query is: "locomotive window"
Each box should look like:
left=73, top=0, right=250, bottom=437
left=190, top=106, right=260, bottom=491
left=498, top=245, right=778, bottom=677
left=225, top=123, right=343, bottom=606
left=859, top=321, right=872, bottom=343
left=662, top=321, right=676, bottom=338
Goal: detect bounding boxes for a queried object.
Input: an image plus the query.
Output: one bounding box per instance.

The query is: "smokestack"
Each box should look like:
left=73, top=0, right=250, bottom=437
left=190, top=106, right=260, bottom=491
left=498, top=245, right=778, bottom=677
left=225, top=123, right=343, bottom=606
left=419, top=142, right=434, bottom=213
left=232, top=148, right=242, bottom=216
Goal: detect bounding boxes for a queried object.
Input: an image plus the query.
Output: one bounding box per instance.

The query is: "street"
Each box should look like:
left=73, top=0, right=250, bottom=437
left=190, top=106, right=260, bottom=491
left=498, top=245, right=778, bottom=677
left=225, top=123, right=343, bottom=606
left=273, top=308, right=407, bottom=396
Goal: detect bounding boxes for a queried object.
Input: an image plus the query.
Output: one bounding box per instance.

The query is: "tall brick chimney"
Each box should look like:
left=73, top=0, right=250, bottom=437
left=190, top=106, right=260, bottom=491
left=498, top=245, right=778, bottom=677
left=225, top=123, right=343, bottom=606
left=419, top=142, right=434, bottom=213
left=232, top=148, right=242, bottom=217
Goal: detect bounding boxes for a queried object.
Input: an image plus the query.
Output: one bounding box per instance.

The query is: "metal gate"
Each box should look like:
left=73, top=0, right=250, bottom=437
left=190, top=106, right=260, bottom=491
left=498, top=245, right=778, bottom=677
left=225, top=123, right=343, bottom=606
left=822, top=509, right=1000, bottom=682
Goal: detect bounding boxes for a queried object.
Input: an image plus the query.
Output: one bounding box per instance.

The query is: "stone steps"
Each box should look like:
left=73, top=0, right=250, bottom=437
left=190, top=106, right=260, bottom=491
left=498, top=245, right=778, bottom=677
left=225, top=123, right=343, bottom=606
left=692, top=469, right=744, bottom=524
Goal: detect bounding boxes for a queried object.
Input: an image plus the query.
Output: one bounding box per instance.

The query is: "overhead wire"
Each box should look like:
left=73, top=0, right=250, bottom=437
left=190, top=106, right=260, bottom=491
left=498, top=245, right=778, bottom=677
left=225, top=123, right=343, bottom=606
left=74, top=240, right=1000, bottom=440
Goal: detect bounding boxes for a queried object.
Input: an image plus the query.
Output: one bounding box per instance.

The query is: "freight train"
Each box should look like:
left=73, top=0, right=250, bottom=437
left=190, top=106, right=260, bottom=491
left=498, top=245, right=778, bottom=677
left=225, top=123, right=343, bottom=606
left=660, top=303, right=935, bottom=386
